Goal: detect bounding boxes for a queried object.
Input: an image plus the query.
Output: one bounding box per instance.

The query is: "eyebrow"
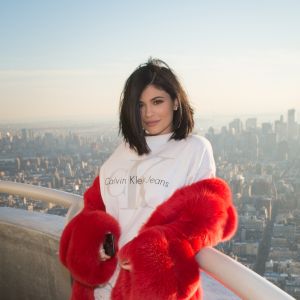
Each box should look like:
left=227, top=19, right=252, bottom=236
left=139, top=96, right=165, bottom=103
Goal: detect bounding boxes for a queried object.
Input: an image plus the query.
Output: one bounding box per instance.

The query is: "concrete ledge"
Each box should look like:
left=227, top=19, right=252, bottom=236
left=0, top=207, right=71, bottom=300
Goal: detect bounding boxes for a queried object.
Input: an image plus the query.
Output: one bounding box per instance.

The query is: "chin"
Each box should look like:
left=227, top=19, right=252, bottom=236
left=145, top=130, right=163, bottom=136
left=143, top=123, right=173, bottom=136
left=145, top=132, right=158, bottom=136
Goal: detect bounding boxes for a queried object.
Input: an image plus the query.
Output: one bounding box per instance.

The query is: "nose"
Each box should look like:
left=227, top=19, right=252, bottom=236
left=144, top=104, right=153, bottom=118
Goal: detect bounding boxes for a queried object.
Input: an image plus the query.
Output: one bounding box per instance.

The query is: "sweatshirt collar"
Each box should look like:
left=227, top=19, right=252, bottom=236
left=145, top=132, right=173, bottom=152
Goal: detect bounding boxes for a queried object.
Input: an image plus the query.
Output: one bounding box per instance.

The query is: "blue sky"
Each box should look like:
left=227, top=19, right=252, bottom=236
left=0, top=0, right=299, bottom=122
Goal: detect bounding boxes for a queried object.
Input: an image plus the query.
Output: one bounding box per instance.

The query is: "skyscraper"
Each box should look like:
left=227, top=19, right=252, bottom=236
left=287, top=109, right=298, bottom=140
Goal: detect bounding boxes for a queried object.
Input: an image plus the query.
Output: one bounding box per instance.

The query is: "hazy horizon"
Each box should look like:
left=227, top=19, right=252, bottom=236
left=1, top=111, right=298, bottom=135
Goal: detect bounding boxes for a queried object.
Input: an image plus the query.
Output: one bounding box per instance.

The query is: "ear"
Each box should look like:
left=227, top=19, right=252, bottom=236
left=173, top=99, right=179, bottom=110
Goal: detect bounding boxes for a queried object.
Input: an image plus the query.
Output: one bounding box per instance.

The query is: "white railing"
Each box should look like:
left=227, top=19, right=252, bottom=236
left=0, top=180, right=295, bottom=300
left=0, top=180, right=83, bottom=222
left=196, top=248, right=294, bottom=300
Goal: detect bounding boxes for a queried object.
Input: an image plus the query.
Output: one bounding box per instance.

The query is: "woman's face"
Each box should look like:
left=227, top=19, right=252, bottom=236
left=139, top=84, right=178, bottom=136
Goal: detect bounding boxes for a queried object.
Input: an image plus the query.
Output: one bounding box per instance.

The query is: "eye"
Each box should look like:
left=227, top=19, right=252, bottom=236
left=153, top=99, right=163, bottom=105
left=138, top=102, right=144, bottom=108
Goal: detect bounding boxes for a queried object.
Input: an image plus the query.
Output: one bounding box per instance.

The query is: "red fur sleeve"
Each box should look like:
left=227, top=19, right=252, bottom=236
left=112, top=178, right=237, bottom=300
left=60, top=210, right=120, bottom=285
left=83, top=176, right=106, bottom=211
left=142, top=177, right=238, bottom=251
left=59, top=176, right=120, bottom=298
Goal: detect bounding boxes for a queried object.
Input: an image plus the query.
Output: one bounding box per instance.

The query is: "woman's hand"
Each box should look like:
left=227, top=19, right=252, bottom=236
left=120, top=259, right=132, bottom=271
left=99, top=244, right=112, bottom=261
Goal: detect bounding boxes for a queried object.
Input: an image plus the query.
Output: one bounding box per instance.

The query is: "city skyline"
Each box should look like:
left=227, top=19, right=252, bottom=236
left=1, top=1, right=300, bottom=122
left=1, top=108, right=300, bottom=297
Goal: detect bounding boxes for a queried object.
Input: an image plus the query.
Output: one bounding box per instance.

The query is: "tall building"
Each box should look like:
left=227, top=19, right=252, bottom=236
left=245, top=118, right=257, bottom=132
left=287, top=109, right=298, bottom=140
left=288, top=109, right=295, bottom=123
left=274, top=115, right=287, bottom=142
left=261, top=122, right=272, bottom=135
left=229, top=118, right=243, bottom=134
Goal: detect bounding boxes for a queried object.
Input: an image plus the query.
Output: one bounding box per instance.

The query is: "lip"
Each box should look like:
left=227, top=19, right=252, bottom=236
left=145, top=120, right=160, bottom=127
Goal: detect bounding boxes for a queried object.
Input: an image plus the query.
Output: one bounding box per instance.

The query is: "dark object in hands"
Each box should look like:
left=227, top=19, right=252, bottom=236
left=103, top=232, right=115, bottom=257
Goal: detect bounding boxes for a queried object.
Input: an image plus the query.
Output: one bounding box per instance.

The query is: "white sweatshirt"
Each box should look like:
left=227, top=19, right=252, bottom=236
left=95, top=132, right=216, bottom=299
left=99, top=132, right=216, bottom=248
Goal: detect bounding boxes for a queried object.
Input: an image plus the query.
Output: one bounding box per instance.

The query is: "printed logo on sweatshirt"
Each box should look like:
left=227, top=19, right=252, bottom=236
left=105, top=175, right=169, bottom=187
left=105, top=155, right=173, bottom=209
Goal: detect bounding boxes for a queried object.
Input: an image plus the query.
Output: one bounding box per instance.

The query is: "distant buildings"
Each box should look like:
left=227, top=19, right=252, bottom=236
left=1, top=110, right=299, bottom=297
left=206, top=109, right=300, bottom=298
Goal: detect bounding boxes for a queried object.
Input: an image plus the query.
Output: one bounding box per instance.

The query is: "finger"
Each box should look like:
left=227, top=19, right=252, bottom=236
left=100, top=255, right=111, bottom=261
left=120, top=261, right=132, bottom=270
left=99, top=247, right=111, bottom=261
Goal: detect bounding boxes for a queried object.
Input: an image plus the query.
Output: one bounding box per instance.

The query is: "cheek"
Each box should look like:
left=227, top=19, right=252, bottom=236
left=160, top=103, right=171, bottom=116
left=165, top=106, right=174, bottom=120
left=140, top=108, right=145, bottom=119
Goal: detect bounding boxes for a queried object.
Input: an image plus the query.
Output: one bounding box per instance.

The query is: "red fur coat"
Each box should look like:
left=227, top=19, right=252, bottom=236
left=59, top=176, right=238, bottom=300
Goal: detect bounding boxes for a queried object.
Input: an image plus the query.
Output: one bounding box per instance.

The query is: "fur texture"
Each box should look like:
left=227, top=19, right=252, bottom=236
left=59, top=176, right=121, bottom=299
left=112, top=178, right=238, bottom=300
left=60, top=177, right=238, bottom=300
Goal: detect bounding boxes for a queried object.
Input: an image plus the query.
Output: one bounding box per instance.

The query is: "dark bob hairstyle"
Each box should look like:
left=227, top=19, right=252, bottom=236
left=119, top=58, right=194, bottom=155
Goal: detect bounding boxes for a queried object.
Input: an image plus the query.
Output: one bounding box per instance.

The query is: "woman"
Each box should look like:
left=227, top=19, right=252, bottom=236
left=59, top=58, right=238, bottom=300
